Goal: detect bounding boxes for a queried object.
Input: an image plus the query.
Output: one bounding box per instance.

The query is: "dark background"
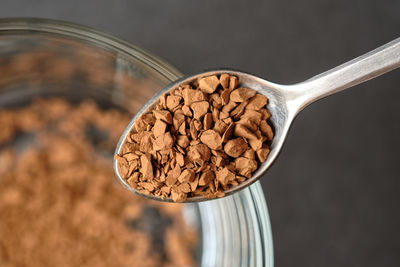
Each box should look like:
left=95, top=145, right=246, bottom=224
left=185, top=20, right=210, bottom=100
left=1, top=0, right=399, bottom=266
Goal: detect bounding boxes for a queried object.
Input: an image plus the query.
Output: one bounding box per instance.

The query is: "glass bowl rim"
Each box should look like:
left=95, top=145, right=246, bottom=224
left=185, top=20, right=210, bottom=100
left=0, top=17, right=181, bottom=83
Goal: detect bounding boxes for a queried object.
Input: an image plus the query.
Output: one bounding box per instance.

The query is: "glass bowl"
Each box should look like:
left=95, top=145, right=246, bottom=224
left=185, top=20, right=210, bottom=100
left=0, top=18, right=273, bottom=267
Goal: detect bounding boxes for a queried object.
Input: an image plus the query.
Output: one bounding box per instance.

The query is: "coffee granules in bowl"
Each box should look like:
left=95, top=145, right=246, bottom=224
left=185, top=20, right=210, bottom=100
left=0, top=98, right=198, bottom=267
left=116, top=74, right=274, bottom=202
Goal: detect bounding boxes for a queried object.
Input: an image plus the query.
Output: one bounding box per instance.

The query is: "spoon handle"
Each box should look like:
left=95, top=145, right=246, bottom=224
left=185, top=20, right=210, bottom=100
left=291, top=37, right=400, bottom=113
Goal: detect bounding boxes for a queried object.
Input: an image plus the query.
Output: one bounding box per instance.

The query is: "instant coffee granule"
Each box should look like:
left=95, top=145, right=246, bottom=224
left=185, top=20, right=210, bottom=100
left=116, top=74, right=274, bottom=202
left=0, top=98, right=197, bottom=267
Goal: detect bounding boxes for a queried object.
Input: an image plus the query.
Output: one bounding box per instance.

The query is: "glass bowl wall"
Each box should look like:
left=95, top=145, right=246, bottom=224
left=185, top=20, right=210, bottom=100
left=0, top=18, right=273, bottom=267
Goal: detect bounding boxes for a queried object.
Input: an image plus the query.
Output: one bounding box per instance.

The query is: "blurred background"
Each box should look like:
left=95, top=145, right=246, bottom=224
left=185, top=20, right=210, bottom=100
left=1, top=0, right=399, bottom=266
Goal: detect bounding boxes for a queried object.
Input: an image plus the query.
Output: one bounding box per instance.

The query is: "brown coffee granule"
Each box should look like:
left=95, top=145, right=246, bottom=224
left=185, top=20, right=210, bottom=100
left=0, top=98, right=197, bottom=267
left=116, top=74, right=274, bottom=202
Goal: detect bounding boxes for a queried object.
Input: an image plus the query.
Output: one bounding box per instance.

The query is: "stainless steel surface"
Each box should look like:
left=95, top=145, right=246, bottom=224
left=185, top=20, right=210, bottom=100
left=114, top=37, right=400, bottom=203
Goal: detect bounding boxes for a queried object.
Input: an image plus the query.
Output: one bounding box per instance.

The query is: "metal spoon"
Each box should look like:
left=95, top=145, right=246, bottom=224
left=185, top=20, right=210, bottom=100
left=114, top=38, right=400, bottom=203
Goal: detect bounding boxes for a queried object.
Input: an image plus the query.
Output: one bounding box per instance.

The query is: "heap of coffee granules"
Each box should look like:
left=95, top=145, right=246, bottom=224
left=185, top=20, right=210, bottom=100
left=0, top=98, right=197, bottom=267
left=116, top=74, right=274, bottom=202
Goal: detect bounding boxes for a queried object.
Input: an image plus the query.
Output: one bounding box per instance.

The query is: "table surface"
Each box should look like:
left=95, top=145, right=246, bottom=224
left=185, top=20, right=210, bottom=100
left=1, top=1, right=399, bottom=266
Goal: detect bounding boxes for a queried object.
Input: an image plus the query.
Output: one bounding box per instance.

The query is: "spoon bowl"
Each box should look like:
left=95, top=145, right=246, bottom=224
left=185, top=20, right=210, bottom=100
left=115, top=38, right=400, bottom=203
left=115, top=69, right=295, bottom=202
